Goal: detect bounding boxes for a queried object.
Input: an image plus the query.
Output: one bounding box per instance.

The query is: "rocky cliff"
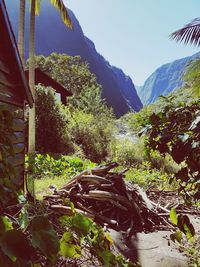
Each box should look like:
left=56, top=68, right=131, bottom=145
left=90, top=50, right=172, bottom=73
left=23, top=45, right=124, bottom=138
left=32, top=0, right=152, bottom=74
left=138, top=52, right=200, bottom=105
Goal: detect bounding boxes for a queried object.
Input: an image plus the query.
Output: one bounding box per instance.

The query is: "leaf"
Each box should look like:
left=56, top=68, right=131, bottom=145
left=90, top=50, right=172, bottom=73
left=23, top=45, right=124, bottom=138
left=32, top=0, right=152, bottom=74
left=98, top=250, right=115, bottom=267
left=170, top=208, right=178, bottom=225
left=176, top=214, right=195, bottom=241
left=59, top=232, right=81, bottom=258
left=18, top=207, right=29, bottom=230
left=72, top=213, right=92, bottom=236
left=30, top=215, right=59, bottom=263
left=170, top=231, right=183, bottom=243
left=0, top=216, right=13, bottom=236
left=179, top=215, right=195, bottom=240
left=0, top=229, right=32, bottom=261
left=70, top=201, right=75, bottom=213
left=60, top=243, right=81, bottom=258
left=105, top=234, right=113, bottom=246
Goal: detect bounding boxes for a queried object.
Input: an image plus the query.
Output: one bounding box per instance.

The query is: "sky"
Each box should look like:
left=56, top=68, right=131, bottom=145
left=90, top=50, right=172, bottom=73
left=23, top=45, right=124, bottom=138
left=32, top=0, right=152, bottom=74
left=64, top=0, right=200, bottom=85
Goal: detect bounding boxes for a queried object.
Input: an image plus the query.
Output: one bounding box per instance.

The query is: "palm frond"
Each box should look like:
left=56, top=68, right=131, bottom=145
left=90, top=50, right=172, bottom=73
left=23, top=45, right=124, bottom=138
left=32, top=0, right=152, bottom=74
left=29, top=0, right=41, bottom=15
left=50, top=0, right=73, bottom=29
left=170, top=18, right=200, bottom=47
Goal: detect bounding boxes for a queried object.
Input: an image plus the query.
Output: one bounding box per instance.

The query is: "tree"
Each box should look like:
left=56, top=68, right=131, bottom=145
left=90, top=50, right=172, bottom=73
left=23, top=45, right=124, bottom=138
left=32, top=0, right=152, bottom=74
left=170, top=18, right=200, bottom=47
left=28, top=0, right=36, bottom=154
left=18, top=0, right=72, bottom=63
left=18, top=0, right=25, bottom=66
left=18, top=0, right=72, bottom=154
left=34, top=53, right=115, bottom=162
left=35, top=85, right=69, bottom=153
left=34, top=53, right=113, bottom=117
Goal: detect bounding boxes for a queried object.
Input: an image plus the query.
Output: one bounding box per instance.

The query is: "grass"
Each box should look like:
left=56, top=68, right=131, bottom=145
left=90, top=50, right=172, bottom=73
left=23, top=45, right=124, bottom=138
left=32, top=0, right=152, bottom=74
left=125, top=164, right=178, bottom=190
left=34, top=175, right=70, bottom=200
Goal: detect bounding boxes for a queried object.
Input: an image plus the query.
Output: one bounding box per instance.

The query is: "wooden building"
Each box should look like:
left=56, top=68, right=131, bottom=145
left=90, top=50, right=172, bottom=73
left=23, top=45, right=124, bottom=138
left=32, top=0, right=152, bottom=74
left=25, top=68, right=72, bottom=105
left=0, top=0, right=33, bottom=188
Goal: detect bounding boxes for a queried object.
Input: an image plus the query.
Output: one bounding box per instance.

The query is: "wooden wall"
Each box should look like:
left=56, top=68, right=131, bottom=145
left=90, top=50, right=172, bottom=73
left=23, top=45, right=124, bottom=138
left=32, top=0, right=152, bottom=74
left=0, top=56, right=25, bottom=188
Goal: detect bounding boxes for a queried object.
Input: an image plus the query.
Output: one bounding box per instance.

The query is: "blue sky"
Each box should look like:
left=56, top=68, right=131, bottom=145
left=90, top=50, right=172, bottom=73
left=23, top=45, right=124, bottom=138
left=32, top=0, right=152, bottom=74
left=65, top=0, right=200, bottom=85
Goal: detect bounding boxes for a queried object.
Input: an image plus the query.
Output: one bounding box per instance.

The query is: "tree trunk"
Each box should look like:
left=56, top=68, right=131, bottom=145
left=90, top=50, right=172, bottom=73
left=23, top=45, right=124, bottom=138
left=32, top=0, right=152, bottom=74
left=28, top=0, right=36, bottom=154
left=18, top=0, right=26, bottom=66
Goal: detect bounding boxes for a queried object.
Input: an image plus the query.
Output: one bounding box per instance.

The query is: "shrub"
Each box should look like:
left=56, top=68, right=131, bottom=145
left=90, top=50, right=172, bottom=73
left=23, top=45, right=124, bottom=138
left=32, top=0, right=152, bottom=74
left=146, top=149, right=180, bottom=174
left=35, top=85, right=70, bottom=153
left=26, top=154, right=96, bottom=179
left=125, top=163, right=175, bottom=190
left=66, top=108, right=115, bottom=162
left=108, top=138, right=144, bottom=166
left=109, top=137, right=178, bottom=174
left=146, top=101, right=200, bottom=204
left=126, top=105, right=154, bottom=132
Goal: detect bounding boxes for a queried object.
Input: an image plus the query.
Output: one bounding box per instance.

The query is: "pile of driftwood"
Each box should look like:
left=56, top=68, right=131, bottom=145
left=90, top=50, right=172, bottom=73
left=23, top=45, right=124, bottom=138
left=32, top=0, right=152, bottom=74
left=44, top=162, right=173, bottom=234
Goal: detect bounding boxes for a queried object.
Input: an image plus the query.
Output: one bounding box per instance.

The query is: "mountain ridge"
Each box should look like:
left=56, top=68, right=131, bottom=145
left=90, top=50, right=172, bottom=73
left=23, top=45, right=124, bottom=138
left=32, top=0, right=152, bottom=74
left=5, top=0, right=142, bottom=117
left=138, top=51, right=200, bottom=105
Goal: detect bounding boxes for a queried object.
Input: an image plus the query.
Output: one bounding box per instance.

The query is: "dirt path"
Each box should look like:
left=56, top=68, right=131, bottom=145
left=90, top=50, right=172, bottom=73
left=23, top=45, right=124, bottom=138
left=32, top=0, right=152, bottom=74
left=109, top=229, right=188, bottom=266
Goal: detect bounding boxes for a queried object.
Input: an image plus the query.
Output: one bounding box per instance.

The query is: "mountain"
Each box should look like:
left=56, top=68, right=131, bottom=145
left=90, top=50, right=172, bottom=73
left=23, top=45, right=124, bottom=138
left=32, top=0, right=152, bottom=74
left=138, top=52, right=200, bottom=105
left=5, top=0, right=142, bottom=117
left=135, top=85, right=143, bottom=95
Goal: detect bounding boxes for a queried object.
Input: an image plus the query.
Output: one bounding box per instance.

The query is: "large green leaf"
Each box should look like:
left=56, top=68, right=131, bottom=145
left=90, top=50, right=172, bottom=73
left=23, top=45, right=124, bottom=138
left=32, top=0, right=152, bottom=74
left=59, top=232, right=81, bottom=258
left=177, top=215, right=195, bottom=240
left=0, top=229, right=32, bottom=261
left=30, top=215, right=59, bottom=263
left=72, top=213, right=92, bottom=236
left=98, top=250, right=115, bottom=267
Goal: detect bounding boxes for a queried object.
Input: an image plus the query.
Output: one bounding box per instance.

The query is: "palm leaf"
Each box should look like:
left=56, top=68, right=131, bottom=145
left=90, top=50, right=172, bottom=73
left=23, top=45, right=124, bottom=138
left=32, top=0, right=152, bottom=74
left=50, top=0, right=73, bottom=29
left=170, top=18, right=200, bottom=47
left=29, top=0, right=41, bottom=15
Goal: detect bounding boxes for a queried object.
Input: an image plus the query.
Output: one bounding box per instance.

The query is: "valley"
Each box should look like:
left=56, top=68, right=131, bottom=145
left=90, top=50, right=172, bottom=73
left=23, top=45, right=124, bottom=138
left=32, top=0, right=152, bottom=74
left=1, top=1, right=200, bottom=266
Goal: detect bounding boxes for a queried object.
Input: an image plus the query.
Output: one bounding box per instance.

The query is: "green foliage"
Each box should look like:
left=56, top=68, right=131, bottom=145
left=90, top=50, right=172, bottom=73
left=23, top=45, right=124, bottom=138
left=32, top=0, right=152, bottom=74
left=0, top=101, right=129, bottom=266
left=30, top=215, right=60, bottom=264
left=125, top=162, right=173, bottom=190
left=170, top=209, right=195, bottom=244
left=35, top=85, right=70, bottom=153
left=34, top=53, right=115, bottom=160
left=35, top=53, right=97, bottom=96
left=146, top=101, right=200, bottom=204
left=170, top=208, right=178, bottom=225
left=0, top=207, right=134, bottom=267
left=26, top=153, right=96, bottom=178
left=183, top=58, right=200, bottom=97
left=109, top=138, right=144, bottom=166
left=34, top=53, right=112, bottom=116
left=126, top=85, right=197, bottom=135
left=59, top=232, right=81, bottom=258
left=67, top=108, right=115, bottom=162
left=59, top=212, right=135, bottom=266
left=126, top=106, right=154, bottom=132
left=109, top=137, right=178, bottom=175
